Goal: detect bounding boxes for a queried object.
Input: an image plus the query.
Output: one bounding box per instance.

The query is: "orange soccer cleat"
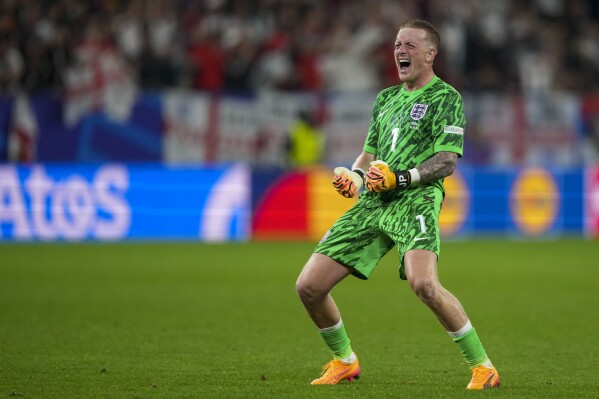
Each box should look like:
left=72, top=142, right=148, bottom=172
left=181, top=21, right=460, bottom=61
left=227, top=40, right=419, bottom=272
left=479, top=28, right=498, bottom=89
left=466, top=365, right=500, bottom=390
left=311, top=358, right=361, bottom=385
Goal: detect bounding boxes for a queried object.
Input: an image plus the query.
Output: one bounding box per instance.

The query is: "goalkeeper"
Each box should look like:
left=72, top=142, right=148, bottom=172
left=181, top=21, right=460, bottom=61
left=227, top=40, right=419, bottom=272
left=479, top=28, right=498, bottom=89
left=295, top=19, right=500, bottom=390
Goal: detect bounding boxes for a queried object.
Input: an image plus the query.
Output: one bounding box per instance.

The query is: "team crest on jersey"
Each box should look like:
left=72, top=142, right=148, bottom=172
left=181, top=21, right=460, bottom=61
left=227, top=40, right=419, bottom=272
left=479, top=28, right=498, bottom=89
left=409, top=103, right=428, bottom=120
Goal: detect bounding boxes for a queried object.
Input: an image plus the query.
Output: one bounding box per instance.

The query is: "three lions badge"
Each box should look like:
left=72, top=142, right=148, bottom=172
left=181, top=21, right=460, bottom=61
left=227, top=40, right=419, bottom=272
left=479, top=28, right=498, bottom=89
left=410, top=103, right=428, bottom=120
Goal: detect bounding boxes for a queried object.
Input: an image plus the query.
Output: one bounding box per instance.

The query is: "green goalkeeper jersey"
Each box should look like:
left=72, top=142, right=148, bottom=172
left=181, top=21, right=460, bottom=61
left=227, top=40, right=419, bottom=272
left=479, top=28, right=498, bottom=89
left=361, top=75, right=465, bottom=206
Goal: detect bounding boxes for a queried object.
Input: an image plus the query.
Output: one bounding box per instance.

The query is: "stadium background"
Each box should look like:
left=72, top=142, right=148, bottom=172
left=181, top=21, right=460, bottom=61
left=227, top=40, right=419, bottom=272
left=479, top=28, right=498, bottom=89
left=2, top=1, right=599, bottom=398
left=1, top=0, right=598, bottom=241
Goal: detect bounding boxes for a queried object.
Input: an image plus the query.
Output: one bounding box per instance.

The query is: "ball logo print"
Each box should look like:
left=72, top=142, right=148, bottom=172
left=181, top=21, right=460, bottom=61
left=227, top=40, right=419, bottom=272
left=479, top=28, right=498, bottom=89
left=510, top=168, right=559, bottom=236
left=439, top=170, right=470, bottom=236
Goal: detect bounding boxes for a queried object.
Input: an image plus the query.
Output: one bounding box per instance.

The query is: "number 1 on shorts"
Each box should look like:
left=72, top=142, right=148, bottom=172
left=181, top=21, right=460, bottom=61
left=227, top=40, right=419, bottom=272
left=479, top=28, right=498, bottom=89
left=416, top=214, right=426, bottom=234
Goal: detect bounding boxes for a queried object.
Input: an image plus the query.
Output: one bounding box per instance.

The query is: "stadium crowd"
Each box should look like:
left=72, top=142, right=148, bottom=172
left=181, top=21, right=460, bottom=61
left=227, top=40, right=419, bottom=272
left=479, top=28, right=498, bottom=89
left=1, top=0, right=599, bottom=95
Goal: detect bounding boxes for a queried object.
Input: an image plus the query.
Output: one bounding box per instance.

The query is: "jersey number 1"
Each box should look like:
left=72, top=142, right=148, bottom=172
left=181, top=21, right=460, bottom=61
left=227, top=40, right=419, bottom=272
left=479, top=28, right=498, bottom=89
left=416, top=214, right=427, bottom=234
left=390, top=128, right=399, bottom=152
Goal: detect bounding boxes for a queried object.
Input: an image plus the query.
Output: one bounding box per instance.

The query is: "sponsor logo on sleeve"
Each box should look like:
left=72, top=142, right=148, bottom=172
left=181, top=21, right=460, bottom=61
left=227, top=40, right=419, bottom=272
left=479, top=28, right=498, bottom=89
left=443, top=125, right=464, bottom=135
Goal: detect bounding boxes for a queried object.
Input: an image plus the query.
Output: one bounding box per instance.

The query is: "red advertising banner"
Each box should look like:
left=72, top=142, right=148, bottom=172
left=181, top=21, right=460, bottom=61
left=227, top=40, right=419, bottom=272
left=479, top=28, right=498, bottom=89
left=252, top=168, right=355, bottom=241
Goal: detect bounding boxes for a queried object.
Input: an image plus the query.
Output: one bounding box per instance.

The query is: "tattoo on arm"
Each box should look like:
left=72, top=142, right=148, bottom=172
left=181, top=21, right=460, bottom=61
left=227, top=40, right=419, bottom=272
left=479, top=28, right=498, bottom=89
left=416, top=152, right=457, bottom=184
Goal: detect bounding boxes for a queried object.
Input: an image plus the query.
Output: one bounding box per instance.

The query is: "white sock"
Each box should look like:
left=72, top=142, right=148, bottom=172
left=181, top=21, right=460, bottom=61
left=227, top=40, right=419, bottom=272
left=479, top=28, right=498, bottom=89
left=447, top=320, right=473, bottom=339
left=317, top=318, right=343, bottom=333
left=339, top=352, right=357, bottom=365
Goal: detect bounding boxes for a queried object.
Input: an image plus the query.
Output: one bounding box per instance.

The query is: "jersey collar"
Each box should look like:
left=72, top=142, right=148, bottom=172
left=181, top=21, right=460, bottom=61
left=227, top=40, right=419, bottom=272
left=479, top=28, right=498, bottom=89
left=401, top=75, right=439, bottom=96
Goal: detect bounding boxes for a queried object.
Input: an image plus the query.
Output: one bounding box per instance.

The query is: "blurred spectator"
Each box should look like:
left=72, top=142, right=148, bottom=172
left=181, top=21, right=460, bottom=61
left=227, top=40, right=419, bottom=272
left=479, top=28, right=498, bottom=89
left=223, top=35, right=259, bottom=91
left=250, top=4, right=297, bottom=90
left=286, top=108, right=325, bottom=167
left=0, top=35, right=23, bottom=94
left=317, top=11, right=383, bottom=92
left=188, top=26, right=224, bottom=92
left=63, top=15, right=137, bottom=125
left=0, top=0, right=598, bottom=95
left=138, top=28, right=177, bottom=89
left=582, top=94, right=599, bottom=162
left=113, top=0, right=144, bottom=62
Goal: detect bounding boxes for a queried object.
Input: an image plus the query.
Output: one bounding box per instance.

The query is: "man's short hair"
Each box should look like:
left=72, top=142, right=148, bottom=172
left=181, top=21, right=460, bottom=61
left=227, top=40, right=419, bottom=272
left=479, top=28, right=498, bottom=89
left=399, top=19, right=440, bottom=50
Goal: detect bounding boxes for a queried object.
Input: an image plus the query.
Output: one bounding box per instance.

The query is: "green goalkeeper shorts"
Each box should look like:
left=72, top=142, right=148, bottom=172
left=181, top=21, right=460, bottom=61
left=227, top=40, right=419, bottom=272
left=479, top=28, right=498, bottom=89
left=314, top=186, right=443, bottom=280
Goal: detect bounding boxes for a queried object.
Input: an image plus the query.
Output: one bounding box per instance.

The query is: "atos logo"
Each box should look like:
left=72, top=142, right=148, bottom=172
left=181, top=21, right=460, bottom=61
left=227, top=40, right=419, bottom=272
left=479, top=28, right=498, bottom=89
left=0, top=165, right=131, bottom=240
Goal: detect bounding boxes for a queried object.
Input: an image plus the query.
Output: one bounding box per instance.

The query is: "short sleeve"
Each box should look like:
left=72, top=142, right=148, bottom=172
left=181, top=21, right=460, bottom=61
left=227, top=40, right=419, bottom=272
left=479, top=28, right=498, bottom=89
left=432, top=90, right=465, bottom=157
left=363, top=93, right=382, bottom=155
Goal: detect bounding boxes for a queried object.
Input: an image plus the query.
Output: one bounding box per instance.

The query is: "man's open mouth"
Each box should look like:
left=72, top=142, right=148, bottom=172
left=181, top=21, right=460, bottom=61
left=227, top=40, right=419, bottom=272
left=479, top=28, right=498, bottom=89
left=399, top=59, right=411, bottom=72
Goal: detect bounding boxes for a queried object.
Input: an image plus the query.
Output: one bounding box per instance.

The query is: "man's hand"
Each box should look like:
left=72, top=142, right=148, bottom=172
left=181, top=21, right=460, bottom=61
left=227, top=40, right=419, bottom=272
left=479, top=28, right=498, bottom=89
left=365, top=161, right=396, bottom=192
left=332, top=167, right=364, bottom=198
left=365, top=160, right=412, bottom=192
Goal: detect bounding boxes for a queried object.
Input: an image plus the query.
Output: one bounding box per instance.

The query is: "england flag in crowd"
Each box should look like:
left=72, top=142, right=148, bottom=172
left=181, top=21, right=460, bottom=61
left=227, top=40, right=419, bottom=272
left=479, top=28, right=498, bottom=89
left=8, top=94, right=37, bottom=163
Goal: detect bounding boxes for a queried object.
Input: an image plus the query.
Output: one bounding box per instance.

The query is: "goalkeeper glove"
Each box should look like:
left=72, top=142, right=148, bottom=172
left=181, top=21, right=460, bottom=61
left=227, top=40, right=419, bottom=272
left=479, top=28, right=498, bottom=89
left=332, top=167, right=365, bottom=198
left=365, top=160, right=419, bottom=192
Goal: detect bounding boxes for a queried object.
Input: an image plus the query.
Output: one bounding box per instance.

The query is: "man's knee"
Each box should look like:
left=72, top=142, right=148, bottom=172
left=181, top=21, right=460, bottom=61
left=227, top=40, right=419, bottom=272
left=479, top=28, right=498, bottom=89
left=409, top=277, right=442, bottom=307
left=296, top=254, right=350, bottom=305
left=295, top=275, right=327, bottom=305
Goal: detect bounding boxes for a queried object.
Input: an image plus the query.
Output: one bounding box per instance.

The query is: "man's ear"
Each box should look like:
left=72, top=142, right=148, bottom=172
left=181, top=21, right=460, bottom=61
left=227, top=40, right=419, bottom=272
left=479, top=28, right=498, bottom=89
left=426, top=48, right=437, bottom=63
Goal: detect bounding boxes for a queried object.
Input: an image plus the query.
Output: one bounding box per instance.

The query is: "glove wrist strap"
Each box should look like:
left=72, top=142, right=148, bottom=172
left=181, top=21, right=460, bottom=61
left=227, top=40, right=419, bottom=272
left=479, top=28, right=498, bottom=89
left=394, top=170, right=411, bottom=190
left=352, top=168, right=366, bottom=185
left=393, top=168, right=422, bottom=190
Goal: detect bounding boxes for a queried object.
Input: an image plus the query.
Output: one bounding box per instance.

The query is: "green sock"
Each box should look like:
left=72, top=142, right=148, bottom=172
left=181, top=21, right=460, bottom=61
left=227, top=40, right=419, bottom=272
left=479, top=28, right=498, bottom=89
left=453, top=328, right=489, bottom=368
left=318, top=320, right=353, bottom=360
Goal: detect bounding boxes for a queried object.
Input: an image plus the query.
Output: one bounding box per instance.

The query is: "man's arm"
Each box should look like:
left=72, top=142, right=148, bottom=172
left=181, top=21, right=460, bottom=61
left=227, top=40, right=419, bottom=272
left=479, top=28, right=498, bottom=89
left=352, top=151, right=376, bottom=174
left=365, top=151, right=458, bottom=192
left=416, top=151, right=458, bottom=184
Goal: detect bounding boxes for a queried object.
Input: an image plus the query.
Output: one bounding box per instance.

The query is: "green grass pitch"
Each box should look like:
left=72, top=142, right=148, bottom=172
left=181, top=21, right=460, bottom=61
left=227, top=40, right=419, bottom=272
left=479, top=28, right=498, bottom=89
left=1, top=239, right=598, bottom=398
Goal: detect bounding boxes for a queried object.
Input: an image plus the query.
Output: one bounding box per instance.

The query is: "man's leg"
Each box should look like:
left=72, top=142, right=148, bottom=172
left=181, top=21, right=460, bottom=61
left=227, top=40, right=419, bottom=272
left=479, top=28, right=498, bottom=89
left=404, top=249, right=468, bottom=330
left=296, top=253, right=360, bottom=384
left=296, top=253, right=351, bottom=328
left=404, top=249, right=500, bottom=389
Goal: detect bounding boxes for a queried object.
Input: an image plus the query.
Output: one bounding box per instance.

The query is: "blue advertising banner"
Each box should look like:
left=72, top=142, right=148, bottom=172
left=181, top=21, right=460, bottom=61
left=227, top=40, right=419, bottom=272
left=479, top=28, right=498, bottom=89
left=440, top=167, right=584, bottom=237
left=0, top=163, right=586, bottom=242
left=0, top=163, right=250, bottom=241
